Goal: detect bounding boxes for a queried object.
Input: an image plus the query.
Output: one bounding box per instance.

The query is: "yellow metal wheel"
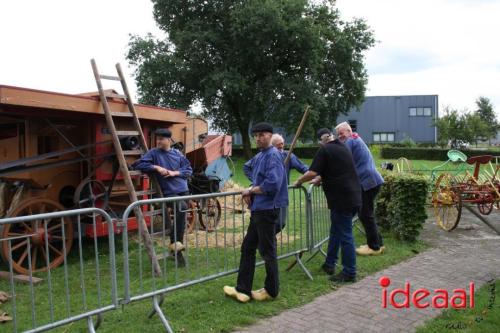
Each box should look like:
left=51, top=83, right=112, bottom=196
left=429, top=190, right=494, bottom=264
left=432, top=173, right=462, bottom=231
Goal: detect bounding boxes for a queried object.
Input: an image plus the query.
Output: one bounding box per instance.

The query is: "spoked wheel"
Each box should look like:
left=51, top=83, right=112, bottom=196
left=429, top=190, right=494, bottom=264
left=164, top=200, right=198, bottom=234
left=477, top=193, right=494, bottom=215
left=198, top=198, right=221, bottom=232
left=74, top=179, right=109, bottom=210
left=185, top=200, right=198, bottom=233
left=1, top=198, right=74, bottom=275
left=432, top=173, right=462, bottom=231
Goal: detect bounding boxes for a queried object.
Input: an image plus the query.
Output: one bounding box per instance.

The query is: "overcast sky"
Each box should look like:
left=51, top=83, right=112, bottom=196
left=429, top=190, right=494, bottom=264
left=1, top=0, right=499, bottom=117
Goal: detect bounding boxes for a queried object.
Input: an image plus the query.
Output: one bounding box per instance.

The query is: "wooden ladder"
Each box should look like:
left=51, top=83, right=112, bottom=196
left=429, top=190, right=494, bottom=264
left=90, top=59, right=161, bottom=277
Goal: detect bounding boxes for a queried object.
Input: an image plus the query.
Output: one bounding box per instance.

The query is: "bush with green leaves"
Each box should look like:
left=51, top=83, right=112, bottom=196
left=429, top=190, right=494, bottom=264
left=376, top=172, right=429, bottom=242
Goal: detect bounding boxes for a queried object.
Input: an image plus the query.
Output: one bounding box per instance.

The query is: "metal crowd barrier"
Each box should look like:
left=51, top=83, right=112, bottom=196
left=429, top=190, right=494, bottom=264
left=0, top=208, right=117, bottom=333
left=120, top=186, right=312, bottom=332
left=0, top=184, right=337, bottom=332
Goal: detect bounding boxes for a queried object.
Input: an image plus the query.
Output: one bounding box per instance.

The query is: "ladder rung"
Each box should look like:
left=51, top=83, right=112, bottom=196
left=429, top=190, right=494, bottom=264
left=110, top=189, right=155, bottom=197
left=128, top=170, right=142, bottom=176
left=105, top=93, right=127, bottom=99
left=111, top=112, right=133, bottom=117
left=143, top=209, right=163, bottom=217
left=123, top=149, right=144, bottom=155
left=100, top=74, right=120, bottom=81
left=116, top=130, right=139, bottom=136
left=108, top=201, right=129, bottom=207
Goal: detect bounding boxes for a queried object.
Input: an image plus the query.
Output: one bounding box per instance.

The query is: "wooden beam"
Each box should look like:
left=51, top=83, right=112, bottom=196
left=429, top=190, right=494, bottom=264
left=0, top=271, right=43, bottom=285
left=0, top=85, right=186, bottom=124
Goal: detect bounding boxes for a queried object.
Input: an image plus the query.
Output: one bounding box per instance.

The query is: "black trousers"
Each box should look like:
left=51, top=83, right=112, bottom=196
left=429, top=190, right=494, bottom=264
left=359, top=185, right=384, bottom=250
left=165, top=192, right=189, bottom=244
left=236, top=208, right=280, bottom=298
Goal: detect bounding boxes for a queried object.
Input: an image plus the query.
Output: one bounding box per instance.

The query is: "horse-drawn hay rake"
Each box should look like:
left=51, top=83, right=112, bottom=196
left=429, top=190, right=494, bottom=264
left=432, top=155, right=500, bottom=231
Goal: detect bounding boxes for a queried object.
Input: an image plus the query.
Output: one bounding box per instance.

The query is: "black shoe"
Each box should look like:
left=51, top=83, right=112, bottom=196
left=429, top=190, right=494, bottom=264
left=169, top=252, right=186, bottom=267
left=321, top=263, right=335, bottom=275
left=330, top=272, right=356, bottom=283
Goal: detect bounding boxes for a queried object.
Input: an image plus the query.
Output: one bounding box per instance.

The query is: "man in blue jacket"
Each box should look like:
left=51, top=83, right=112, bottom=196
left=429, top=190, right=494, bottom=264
left=335, top=122, right=385, bottom=256
left=133, top=128, right=193, bottom=261
left=224, top=123, right=288, bottom=303
left=243, top=133, right=308, bottom=232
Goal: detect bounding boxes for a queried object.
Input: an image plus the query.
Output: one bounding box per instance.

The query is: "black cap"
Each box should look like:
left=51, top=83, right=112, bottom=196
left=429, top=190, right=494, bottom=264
left=317, top=128, right=332, bottom=140
left=251, top=122, right=273, bottom=134
left=155, top=128, right=172, bottom=138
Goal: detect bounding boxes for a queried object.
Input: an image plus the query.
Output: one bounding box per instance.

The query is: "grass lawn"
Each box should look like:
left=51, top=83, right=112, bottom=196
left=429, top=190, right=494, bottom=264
left=416, top=280, right=499, bottom=333
left=0, top=208, right=428, bottom=333
left=228, top=156, right=446, bottom=187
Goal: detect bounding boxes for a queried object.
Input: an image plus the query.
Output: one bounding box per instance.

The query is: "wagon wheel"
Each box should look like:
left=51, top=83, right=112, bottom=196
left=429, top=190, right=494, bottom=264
left=74, top=180, right=108, bottom=210
left=432, top=173, right=462, bottom=231
left=1, top=198, right=74, bottom=275
left=198, top=198, right=221, bottom=232
left=163, top=200, right=198, bottom=234
left=477, top=192, right=494, bottom=215
left=185, top=200, right=198, bottom=233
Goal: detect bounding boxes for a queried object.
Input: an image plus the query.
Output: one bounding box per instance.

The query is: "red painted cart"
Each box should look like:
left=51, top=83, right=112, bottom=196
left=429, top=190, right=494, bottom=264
left=0, top=84, right=228, bottom=274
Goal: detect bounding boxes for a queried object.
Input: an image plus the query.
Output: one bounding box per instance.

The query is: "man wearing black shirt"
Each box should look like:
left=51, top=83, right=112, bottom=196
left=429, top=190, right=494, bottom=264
left=294, top=128, right=361, bottom=282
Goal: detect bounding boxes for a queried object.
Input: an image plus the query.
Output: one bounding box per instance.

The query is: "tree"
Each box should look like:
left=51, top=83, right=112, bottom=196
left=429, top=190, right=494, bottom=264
left=475, top=97, right=498, bottom=145
left=127, top=0, right=375, bottom=158
left=434, top=107, right=465, bottom=148
left=434, top=107, right=489, bottom=148
left=463, top=112, right=489, bottom=147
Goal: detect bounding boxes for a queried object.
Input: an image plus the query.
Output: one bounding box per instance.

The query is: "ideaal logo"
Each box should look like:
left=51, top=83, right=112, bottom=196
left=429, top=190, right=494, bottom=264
left=379, top=276, right=475, bottom=309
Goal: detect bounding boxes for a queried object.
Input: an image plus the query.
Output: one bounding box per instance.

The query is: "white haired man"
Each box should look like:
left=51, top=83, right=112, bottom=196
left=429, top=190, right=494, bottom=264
left=335, top=122, right=385, bottom=256
left=244, top=133, right=308, bottom=232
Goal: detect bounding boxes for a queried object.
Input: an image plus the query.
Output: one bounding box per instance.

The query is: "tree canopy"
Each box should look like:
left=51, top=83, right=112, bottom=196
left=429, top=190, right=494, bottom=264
left=127, top=0, right=375, bottom=157
left=434, top=106, right=490, bottom=148
left=475, top=96, right=498, bottom=143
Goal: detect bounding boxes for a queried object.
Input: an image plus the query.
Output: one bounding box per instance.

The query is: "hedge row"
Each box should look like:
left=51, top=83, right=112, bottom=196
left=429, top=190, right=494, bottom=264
left=380, top=147, right=500, bottom=161
left=375, top=171, right=429, bottom=242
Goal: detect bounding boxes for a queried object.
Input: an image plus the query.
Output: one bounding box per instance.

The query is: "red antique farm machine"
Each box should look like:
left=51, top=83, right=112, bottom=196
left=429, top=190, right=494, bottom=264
left=0, top=62, right=232, bottom=274
left=432, top=155, right=500, bottom=231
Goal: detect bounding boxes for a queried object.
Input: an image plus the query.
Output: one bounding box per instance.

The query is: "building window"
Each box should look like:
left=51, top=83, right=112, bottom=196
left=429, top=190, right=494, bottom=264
left=410, top=107, right=432, bottom=117
left=348, top=120, right=357, bottom=132
left=373, top=132, right=395, bottom=143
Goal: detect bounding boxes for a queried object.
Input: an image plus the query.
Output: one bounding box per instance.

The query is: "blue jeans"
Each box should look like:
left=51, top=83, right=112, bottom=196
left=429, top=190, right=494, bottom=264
left=325, top=209, right=356, bottom=277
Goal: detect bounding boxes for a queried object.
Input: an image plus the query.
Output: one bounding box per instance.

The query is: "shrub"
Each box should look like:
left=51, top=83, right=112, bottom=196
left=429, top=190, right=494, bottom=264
left=376, top=171, right=429, bottom=242
left=400, top=137, right=417, bottom=148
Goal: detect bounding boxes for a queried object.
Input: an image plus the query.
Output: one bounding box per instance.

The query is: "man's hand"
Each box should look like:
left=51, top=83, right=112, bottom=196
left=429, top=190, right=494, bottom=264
left=153, top=166, right=180, bottom=177
left=154, top=165, right=169, bottom=176
left=310, top=176, right=322, bottom=186
left=242, top=187, right=252, bottom=207
left=292, top=180, right=301, bottom=188
left=164, top=170, right=180, bottom=177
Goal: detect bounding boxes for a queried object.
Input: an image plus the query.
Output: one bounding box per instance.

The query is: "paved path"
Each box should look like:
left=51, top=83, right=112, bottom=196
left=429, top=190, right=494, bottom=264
left=235, top=209, right=500, bottom=333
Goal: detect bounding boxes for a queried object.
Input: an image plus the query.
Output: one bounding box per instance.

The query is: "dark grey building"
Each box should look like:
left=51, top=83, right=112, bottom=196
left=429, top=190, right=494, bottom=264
left=336, top=95, right=438, bottom=144
left=232, top=94, right=438, bottom=145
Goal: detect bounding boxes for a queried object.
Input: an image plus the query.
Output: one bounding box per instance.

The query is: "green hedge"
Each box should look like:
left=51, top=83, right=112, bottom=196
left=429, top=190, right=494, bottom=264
left=376, top=172, right=429, bottom=242
left=380, top=147, right=500, bottom=161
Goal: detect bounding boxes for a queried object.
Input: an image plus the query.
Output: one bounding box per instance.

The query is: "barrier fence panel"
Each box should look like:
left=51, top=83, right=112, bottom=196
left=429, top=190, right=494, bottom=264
left=120, top=186, right=312, bottom=332
left=0, top=208, right=117, bottom=333
left=0, top=183, right=335, bottom=332
left=308, top=184, right=330, bottom=253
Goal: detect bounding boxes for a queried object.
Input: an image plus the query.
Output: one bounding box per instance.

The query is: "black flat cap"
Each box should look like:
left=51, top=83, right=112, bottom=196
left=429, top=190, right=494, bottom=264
left=155, top=128, right=172, bottom=138
left=317, top=128, right=332, bottom=140
left=251, top=122, right=273, bottom=134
